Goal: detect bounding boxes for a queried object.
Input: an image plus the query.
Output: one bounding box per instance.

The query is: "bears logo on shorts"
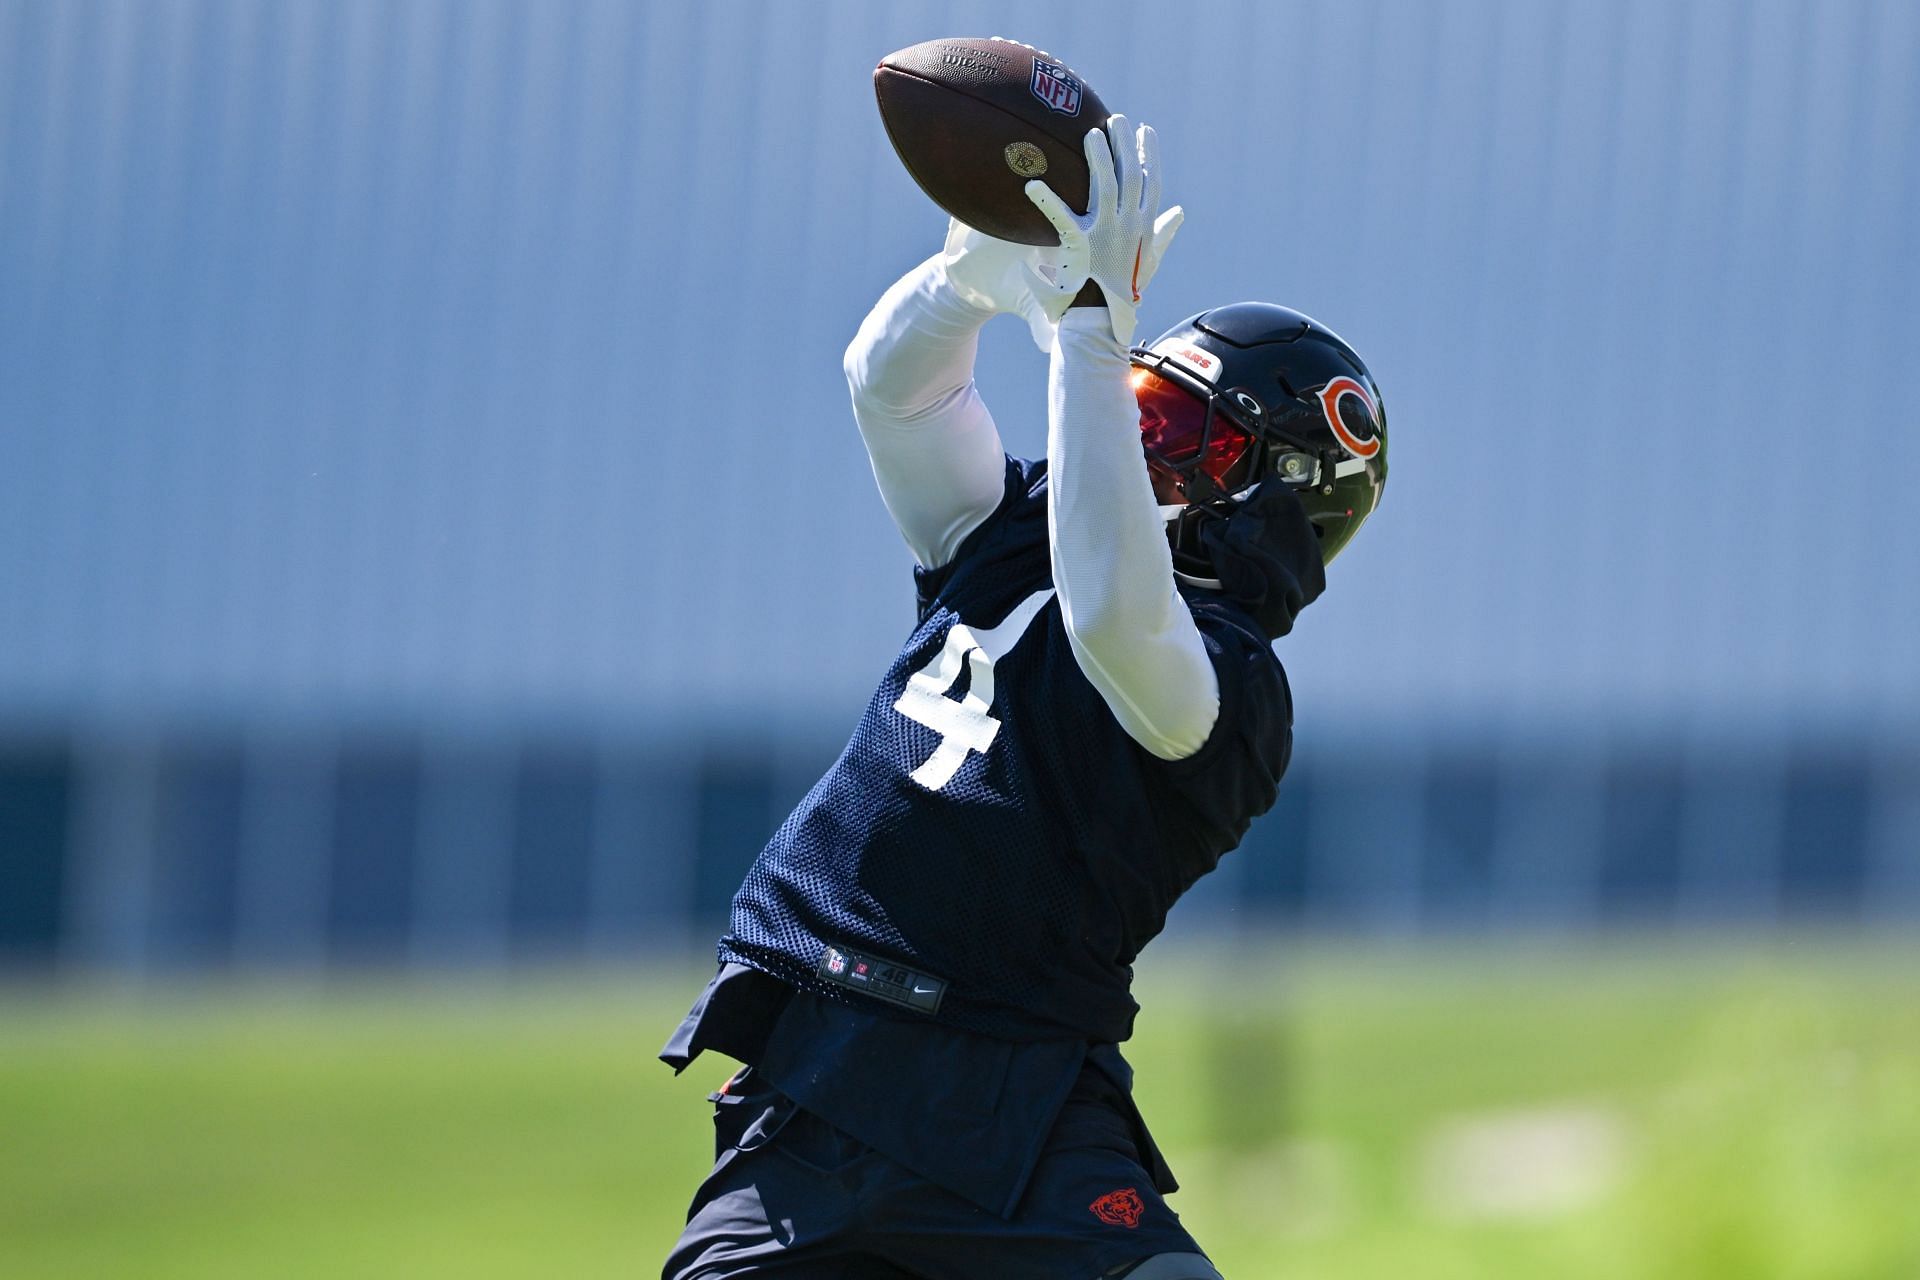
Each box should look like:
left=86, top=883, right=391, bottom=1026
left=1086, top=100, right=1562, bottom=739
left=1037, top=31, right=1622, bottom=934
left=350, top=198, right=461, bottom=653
left=1089, top=1187, right=1146, bottom=1228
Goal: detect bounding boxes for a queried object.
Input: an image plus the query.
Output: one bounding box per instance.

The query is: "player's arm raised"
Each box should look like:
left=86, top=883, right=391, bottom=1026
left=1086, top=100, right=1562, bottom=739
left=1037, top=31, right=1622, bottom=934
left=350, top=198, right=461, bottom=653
left=843, top=225, right=1061, bottom=570
left=1026, top=118, right=1218, bottom=761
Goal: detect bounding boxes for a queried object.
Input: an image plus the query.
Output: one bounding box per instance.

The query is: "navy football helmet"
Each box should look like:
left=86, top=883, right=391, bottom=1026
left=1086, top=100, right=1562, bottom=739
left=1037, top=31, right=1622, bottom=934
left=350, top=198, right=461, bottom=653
left=1131, top=303, right=1388, bottom=575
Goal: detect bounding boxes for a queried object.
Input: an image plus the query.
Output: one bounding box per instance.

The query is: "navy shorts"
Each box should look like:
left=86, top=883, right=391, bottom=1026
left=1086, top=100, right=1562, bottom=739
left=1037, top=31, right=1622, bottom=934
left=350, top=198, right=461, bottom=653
left=662, top=1066, right=1215, bottom=1280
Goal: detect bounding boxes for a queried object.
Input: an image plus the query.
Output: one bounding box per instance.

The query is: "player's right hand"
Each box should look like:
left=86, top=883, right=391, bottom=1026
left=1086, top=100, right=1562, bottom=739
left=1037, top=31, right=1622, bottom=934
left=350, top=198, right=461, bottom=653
left=940, top=217, right=1067, bottom=352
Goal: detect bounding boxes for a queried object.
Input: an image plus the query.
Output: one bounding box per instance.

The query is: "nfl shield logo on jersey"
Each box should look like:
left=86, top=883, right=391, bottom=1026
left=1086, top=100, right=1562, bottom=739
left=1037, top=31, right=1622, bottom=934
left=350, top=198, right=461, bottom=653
left=1029, top=59, right=1082, bottom=116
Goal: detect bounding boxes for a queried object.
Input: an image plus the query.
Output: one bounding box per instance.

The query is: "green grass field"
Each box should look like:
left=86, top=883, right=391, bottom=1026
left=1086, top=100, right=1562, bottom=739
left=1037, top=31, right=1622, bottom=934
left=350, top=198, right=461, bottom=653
left=3, top=940, right=1917, bottom=1279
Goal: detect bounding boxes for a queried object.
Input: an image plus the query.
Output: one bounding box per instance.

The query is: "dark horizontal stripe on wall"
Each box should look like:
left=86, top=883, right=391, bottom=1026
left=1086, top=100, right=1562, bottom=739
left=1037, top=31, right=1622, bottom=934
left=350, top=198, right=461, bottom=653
left=0, top=744, right=72, bottom=967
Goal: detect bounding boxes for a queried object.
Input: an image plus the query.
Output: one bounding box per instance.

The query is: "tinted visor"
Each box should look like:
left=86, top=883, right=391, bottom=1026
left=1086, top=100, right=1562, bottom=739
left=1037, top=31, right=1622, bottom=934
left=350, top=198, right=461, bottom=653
left=1132, top=368, right=1256, bottom=493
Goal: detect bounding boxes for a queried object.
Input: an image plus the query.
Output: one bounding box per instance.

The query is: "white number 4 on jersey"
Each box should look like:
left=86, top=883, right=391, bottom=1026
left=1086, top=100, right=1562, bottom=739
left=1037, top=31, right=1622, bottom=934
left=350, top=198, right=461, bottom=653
left=892, top=589, right=1054, bottom=791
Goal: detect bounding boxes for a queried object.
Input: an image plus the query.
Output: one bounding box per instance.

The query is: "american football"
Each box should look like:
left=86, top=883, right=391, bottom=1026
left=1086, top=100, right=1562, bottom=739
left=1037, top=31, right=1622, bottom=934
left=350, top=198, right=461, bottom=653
left=874, top=37, right=1110, bottom=244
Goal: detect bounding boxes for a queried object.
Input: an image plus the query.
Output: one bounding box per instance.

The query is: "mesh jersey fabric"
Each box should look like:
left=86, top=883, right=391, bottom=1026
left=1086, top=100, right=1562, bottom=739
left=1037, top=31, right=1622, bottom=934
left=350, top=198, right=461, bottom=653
left=719, top=455, right=1293, bottom=1046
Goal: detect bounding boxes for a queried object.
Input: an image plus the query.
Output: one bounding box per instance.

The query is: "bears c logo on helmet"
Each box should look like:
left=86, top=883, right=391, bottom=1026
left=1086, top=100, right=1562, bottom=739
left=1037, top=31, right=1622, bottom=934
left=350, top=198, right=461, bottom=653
left=1318, top=376, right=1381, bottom=460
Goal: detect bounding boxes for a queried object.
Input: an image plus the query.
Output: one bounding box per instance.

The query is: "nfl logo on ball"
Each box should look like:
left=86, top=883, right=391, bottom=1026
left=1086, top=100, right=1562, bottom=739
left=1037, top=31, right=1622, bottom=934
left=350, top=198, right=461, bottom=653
left=1029, top=59, right=1082, bottom=116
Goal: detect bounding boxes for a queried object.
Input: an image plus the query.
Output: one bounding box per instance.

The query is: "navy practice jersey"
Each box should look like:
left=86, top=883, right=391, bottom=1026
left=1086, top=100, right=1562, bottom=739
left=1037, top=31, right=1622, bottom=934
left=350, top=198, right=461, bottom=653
left=720, top=455, right=1293, bottom=1046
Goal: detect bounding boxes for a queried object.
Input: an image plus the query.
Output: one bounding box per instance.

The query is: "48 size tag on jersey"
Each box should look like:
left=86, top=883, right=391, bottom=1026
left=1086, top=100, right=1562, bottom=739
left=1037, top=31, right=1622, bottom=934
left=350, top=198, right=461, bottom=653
left=817, top=944, right=947, bottom=1015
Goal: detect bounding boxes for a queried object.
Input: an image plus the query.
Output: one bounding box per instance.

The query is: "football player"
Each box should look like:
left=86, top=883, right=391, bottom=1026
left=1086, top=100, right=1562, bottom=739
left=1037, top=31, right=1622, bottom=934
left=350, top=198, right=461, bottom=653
left=661, top=116, right=1388, bottom=1280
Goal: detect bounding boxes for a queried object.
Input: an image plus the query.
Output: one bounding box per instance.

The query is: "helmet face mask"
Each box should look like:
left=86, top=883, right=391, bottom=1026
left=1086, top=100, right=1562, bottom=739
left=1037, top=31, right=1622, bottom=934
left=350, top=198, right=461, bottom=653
left=1131, top=364, right=1259, bottom=504
left=1130, top=304, right=1388, bottom=578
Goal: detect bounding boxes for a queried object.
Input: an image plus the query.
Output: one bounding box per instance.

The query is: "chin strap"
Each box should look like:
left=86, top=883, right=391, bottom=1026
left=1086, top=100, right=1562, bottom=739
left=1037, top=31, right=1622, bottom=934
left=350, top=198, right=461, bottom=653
left=1159, top=504, right=1225, bottom=590
left=1171, top=568, right=1224, bottom=591
left=1194, top=482, right=1327, bottom=639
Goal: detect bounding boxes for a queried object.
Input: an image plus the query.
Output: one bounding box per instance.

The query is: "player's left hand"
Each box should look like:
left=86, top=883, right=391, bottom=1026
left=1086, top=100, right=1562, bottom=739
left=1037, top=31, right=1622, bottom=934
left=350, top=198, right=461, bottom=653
left=940, top=217, right=1068, bottom=352
left=1022, top=114, right=1185, bottom=345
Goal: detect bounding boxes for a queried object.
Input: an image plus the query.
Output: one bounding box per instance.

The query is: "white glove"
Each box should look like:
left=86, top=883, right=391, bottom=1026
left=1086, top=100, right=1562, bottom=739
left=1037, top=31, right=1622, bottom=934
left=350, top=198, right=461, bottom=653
left=939, top=217, right=1068, bottom=353
left=1022, top=114, right=1185, bottom=346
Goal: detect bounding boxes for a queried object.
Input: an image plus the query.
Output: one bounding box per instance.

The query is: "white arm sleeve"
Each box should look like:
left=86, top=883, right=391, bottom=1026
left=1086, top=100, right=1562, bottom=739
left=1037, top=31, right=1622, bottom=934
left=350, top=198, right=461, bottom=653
left=843, top=255, right=1009, bottom=570
left=1047, top=310, right=1220, bottom=761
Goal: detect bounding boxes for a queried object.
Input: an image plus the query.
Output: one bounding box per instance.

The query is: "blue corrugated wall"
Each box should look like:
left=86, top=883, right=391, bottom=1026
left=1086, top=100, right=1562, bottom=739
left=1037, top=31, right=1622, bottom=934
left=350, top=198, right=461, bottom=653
left=0, top=0, right=1915, bottom=966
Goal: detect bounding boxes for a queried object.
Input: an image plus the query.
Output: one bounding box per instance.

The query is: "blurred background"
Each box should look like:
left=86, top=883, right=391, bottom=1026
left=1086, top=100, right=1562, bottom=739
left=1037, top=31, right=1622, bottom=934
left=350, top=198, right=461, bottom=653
left=1, top=0, right=1916, bottom=1276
